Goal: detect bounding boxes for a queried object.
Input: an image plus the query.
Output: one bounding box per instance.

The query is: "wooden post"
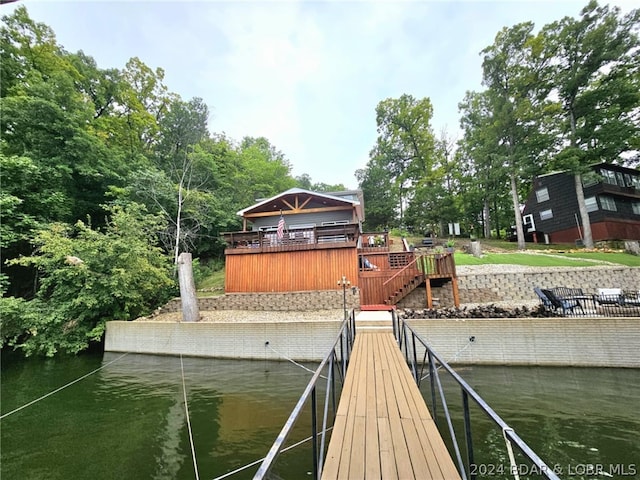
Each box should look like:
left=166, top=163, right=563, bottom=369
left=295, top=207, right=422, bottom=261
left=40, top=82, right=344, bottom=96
left=177, top=252, right=200, bottom=322
left=425, top=279, right=433, bottom=308
left=451, top=277, right=460, bottom=308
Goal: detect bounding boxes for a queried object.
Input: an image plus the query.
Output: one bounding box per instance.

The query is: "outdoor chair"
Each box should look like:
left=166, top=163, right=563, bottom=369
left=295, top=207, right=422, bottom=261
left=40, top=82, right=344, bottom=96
left=621, top=291, right=640, bottom=306
left=551, top=287, right=585, bottom=299
left=535, top=287, right=584, bottom=316
left=534, top=287, right=555, bottom=312
left=594, top=288, right=623, bottom=306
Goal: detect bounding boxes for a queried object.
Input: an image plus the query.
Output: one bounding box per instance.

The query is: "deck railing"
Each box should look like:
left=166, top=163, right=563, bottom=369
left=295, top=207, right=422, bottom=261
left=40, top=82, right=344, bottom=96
left=393, top=313, right=561, bottom=480
left=253, top=311, right=357, bottom=480
left=359, top=231, right=390, bottom=252
left=223, top=224, right=359, bottom=252
left=416, top=251, right=457, bottom=277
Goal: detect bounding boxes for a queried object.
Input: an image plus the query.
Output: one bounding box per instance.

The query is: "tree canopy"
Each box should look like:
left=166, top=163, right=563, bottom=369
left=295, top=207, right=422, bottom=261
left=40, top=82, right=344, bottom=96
left=357, top=1, right=639, bottom=245
left=0, top=6, right=327, bottom=355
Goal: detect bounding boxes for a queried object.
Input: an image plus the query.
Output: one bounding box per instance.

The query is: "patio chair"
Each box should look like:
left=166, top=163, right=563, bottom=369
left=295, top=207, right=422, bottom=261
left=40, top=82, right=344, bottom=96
left=534, top=287, right=555, bottom=312
left=594, top=288, right=623, bottom=306
left=536, top=287, right=584, bottom=316
left=621, top=291, right=640, bottom=307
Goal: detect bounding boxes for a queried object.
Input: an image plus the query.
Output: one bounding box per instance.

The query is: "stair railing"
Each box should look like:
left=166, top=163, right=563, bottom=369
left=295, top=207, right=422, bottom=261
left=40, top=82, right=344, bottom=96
left=382, top=255, right=423, bottom=304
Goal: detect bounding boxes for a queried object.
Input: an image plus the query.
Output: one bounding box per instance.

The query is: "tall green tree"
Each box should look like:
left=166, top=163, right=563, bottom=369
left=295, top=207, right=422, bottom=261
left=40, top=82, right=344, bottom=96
left=369, top=94, right=437, bottom=226
left=154, top=97, right=210, bottom=263
left=479, top=22, right=553, bottom=249
left=541, top=1, right=640, bottom=248
left=355, top=158, right=398, bottom=231
left=458, top=90, right=513, bottom=239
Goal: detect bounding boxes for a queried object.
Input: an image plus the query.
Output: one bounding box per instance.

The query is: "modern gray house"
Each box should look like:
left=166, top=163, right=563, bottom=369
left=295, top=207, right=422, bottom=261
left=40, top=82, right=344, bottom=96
left=522, top=163, right=640, bottom=244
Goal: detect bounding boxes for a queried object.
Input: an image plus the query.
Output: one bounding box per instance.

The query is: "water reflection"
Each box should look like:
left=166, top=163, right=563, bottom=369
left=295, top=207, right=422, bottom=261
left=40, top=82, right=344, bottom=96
left=2, top=352, right=639, bottom=480
left=425, top=365, right=640, bottom=479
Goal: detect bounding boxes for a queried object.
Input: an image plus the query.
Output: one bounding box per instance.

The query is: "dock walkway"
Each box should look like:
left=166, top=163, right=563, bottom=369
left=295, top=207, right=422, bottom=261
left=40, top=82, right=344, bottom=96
left=321, top=311, right=461, bottom=480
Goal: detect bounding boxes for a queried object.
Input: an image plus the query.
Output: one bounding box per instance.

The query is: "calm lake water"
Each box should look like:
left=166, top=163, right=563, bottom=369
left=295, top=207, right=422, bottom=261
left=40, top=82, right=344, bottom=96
left=2, top=351, right=639, bottom=480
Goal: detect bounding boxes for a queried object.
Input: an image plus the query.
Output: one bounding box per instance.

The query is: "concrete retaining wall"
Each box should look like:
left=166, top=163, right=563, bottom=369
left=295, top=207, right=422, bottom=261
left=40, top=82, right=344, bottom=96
left=105, top=320, right=342, bottom=361
left=409, top=317, right=640, bottom=368
left=105, top=317, right=640, bottom=367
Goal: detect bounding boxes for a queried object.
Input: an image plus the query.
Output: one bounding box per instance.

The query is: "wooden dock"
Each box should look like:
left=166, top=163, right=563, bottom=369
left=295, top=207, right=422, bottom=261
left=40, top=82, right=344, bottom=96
left=321, top=311, right=461, bottom=480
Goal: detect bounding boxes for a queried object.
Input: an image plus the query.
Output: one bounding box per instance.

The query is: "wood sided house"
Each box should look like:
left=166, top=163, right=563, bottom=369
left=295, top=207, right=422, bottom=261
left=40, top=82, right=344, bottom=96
left=522, top=163, right=640, bottom=244
left=222, top=188, right=459, bottom=308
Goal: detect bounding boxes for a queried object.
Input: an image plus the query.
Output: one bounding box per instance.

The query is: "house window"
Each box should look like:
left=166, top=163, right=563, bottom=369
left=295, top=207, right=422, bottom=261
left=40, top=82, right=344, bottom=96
left=535, top=187, right=549, bottom=202
left=600, top=196, right=617, bottom=211
left=585, top=196, right=598, bottom=213
left=539, top=209, right=553, bottom=220
left=633, top=176, right=640, bottom=190
left=632, top=202, right=640, bottom=215
left=601, top=169, right=617, bottom=185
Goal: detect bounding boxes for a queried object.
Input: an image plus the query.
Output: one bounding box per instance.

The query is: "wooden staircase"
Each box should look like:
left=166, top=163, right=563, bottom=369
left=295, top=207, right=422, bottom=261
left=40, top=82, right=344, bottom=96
left=358, top=252, right=459, bottom=308
left=384, top=272, right=424, bottom=305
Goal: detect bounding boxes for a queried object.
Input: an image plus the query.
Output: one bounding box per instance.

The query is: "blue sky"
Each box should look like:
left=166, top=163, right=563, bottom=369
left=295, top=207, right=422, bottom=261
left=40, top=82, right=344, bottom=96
left=3, top=0, right=635, bottom=189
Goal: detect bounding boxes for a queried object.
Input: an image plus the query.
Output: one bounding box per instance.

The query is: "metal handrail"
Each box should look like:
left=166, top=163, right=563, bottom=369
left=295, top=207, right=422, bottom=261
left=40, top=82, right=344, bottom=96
left=253, top=310, right=357, bottom=480
left=392, top=313, right=561, bottom=480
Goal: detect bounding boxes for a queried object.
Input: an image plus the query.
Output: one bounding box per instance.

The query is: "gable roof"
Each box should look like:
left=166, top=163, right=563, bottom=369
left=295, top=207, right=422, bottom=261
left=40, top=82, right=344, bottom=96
left=237, top=187, right=364, bottom=220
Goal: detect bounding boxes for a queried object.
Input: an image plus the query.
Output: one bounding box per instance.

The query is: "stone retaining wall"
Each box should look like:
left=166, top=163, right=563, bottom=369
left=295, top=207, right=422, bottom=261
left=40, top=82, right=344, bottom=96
left=157, top=266, right=638, bottom=312
left=398, top=266, right=640, bottom=308
left=159, top=289, right=360, bottom=314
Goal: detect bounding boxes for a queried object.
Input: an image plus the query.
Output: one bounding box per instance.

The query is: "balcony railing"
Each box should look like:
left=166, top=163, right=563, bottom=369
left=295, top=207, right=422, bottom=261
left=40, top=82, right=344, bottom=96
left=359, top=231, right=390, bottom=252
left=223, top=224, right=359, bottom=253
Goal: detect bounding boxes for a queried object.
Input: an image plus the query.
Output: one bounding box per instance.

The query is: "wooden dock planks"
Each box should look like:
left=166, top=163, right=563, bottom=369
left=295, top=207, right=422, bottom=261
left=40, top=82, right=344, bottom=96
left=321, top=324, right=461, bottom=480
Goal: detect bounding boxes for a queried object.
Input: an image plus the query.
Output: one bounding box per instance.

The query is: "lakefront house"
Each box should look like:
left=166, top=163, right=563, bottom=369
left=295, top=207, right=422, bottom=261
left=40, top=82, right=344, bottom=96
left=221, top=188, right=459, bottom=308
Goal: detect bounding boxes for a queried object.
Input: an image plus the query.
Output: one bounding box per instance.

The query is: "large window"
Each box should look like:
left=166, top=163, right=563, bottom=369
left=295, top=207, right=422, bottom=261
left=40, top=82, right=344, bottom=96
left=585, top=196, right=598, bottom=213
left=535, top=187, right=549, bottom=202
left=599, top=196, right=617, bottom=211
left=601, top=169, right=618, bottom=185
left=539, top=209, right=553, bottom=220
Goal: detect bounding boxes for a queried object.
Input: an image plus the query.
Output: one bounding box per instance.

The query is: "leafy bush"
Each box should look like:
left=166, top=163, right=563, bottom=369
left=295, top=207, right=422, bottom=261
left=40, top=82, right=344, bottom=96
left=5, top=204, right=177, bottom=356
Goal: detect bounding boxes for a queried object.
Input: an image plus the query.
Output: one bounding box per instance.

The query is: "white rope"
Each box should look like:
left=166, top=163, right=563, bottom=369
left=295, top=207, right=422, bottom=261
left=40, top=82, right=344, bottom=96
left=266, top=344, right=327, bottom=379
left=0, top=352, right=129, bottom=420
left=180, top=354, right=200, bottom=480
left=420, top=339, right=473, bottom=381
left=210, top=427, right=333, bottom=480
left=502, top=427, right=521, bottom=480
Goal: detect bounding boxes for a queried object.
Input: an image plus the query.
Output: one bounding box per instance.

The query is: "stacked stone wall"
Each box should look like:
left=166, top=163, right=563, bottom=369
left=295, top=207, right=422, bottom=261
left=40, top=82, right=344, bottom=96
left=159, top=289, right=361, bottom=314
left=398, top=266, right=639, bottom=308
left=158, top=267, right=638, bottom=312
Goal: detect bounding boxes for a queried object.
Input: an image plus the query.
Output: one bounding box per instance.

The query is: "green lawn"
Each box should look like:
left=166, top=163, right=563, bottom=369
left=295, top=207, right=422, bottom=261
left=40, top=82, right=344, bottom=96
left=552, top=251, right=640, bottom=267
left=195, top=266, right=225, bottom=296
left=454, top=251, right=640, bottom=267
left=453, top=252, right=600, bottom=267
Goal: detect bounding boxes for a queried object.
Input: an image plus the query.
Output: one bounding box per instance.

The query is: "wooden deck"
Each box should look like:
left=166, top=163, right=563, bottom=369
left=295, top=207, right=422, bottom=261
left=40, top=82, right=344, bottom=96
left=321, top=312, right=461, bottom=480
